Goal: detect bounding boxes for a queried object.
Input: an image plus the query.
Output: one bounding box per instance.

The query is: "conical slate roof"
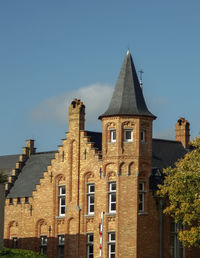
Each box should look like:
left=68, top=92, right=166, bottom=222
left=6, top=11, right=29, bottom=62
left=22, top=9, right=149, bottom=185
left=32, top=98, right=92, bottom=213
left=99, top=51, right=156, bottom=119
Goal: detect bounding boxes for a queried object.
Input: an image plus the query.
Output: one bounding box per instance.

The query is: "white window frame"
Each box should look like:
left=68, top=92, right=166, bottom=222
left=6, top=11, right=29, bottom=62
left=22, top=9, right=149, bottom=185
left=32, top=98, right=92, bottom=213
left=124, top=129, right=133, bottom=142
left=109, top=182, right=116, bottom=213
left=58, top=234, right=65, bottom=258
left=141, top=129, right=146, bottom=143
left=110, top=129, right=116, bottom=143
left=87, top=184, right=95, bottom=215
left=138, top=182, right=145, bottom=212
left=87, top=233, right=94, bottom=258
left=108, top=232, right=115, bottom=258
left=58, top=185, right=66, bottom=217
left=40, top=235, right=47, bottom=255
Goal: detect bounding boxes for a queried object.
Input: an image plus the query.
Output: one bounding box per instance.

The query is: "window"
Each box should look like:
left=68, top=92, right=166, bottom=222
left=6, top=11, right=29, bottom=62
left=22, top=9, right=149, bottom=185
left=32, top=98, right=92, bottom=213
left=170, top=222, right=184, bottom=258
left=87, top=184, right=95, bottom=215
left=124, top=129, right=133, bottom=142
left=58, top=186, right=66, bottom=217
left=110, top=130, right=116, bottom=143
left=25, top=197, right=29, bottom=204
left=58, top=234, right=65, bottom=258
left=40, top=235, right=47, bottom=255
left=17, top=198, right=21, bottom=204
left=141, top=129, right=146, bottom=143
left=138, top=182, right=145, bottom=212
left=108, top=232, right=115, bottom=258
left=9, top=198, right=13, bottom=205
left=87, top=233, right=94, bottom=258
left=109, top=182, right=116, bottom=213
left=12, top=237, right=18, bottom=248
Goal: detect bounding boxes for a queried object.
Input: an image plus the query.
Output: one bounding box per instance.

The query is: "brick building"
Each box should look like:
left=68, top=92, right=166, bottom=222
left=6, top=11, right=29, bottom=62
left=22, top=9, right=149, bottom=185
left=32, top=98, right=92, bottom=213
left=1, top=51, right=200, bottom=257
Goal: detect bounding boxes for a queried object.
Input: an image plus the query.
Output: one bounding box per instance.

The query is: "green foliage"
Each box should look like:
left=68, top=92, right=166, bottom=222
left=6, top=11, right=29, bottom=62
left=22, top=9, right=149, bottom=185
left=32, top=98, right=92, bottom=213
left=158, top=137, right=200, bottom=247
left=0, top=248, right=46, bottom=258
left=0, top=171, right=7, bottom=184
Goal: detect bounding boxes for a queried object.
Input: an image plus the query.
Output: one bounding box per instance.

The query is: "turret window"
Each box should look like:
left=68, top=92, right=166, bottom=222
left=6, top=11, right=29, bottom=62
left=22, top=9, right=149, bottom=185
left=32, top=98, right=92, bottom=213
left=110, top=130, right=116, bottom=143
left=141, top=129, right=146, bottom=143
left=124, top=129, right=133, bottom=142
left=138, top=182, right=145, bottom=212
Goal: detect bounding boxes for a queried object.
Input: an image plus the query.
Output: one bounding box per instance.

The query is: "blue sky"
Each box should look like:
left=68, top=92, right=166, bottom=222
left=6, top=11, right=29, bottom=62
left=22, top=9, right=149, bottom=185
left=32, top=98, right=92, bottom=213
left=0, top=0, right=200, bottom=155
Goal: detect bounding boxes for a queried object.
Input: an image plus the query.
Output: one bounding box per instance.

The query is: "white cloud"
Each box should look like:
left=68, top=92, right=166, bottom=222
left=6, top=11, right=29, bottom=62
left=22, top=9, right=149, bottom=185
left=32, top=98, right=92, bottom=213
left=31, top=83, right=114, bottom=127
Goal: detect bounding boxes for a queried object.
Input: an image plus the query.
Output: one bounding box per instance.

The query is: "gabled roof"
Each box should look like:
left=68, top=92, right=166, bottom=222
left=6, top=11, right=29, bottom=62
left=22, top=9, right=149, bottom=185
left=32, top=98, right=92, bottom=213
left=99, top=51, right=155, bottom=119
left=0, top=154, right=20, bottom=176
left=7, top=152, right=56, bottom=198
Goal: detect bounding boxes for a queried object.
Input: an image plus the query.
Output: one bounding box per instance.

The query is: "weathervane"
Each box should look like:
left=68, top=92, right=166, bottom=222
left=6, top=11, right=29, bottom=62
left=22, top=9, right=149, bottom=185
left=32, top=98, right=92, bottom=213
left=138, top=69, right=144, bottom=89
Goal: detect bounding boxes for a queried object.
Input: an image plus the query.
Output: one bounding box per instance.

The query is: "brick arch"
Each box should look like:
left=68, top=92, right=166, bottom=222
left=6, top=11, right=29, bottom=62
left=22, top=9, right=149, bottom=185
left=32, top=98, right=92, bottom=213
left=84, top=171, right=94, bottom=183
left=8, top=220, right=18, bottom=238
left=35, top=219, right=48, bottom=237
left=128, top=162, right=134, bottom=176
left=55, top=174, right=66, bottom=185
left=119, top=162, right=126, bottom=175
left=104, top=162, right=116, bottom=177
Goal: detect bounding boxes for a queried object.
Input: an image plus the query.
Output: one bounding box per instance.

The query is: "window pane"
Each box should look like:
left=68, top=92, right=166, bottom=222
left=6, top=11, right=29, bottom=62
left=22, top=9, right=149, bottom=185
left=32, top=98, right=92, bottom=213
left=61, top=198, right=65, bottom=205
left=111, top=183, right=116, bottom=191
left=111, top=194, right=116, bottom=202
left=126, top=131, right=132, bottom=139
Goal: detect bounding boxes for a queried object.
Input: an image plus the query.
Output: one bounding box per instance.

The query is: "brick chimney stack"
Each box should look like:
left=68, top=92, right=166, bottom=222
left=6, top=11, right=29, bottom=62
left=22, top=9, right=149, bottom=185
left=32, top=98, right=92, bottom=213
left=175, top=117, right=190, bottom=148
left=68, top=99, right=85, bottom=133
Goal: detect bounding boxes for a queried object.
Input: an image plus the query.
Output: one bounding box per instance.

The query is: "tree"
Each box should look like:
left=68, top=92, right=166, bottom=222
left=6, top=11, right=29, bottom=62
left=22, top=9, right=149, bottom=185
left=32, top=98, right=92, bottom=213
left=158, top=137, right=200, bottom=247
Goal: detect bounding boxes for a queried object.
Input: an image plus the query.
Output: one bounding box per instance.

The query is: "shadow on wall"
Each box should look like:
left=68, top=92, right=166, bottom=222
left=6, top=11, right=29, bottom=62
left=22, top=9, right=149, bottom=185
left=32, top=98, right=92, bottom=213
left=4, top=235, right=87, bottom=258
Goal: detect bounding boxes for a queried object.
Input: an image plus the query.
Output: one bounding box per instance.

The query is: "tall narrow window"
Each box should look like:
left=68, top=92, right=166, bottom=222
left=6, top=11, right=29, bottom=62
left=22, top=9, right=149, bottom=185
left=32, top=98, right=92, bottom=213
left=110, top=130, right=116, bottom=143
left=87, top=184, right=95, bottom=215
left=108, top=232, right=115, bottom=258
left=58, top=234, right=65, bottom=258
left=58, top=186, right=66, bottom=217
left=141, top=129, right=146, bottom=143
left=87, top=233, right=94, bottom=258
left=109, top=182, right=116, bottom=213
left=170, top=222, right=184, bottom=258
left=12, top=237, right=18, bottom=248
left=40, top=235, right=47, bottom=255
left=124, top=129, right=133, bottom=142
left=138, top=182, right=145, bottom=212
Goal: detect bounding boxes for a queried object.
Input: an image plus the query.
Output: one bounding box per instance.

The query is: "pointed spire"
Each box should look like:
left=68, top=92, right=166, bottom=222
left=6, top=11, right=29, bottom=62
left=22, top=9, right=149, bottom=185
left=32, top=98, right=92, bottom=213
left=99, top=51, right=156, bottom=119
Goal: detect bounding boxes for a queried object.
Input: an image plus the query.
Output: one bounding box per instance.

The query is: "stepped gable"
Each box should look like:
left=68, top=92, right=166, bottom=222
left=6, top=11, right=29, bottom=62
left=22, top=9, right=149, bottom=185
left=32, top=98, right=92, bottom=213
left=99, top=50, right=156, bottom=119
left=0, top=155, right=20, bottom=176
left=150, top=138, right=188, bottom=190
left=7, top=151, right=56, bottom=198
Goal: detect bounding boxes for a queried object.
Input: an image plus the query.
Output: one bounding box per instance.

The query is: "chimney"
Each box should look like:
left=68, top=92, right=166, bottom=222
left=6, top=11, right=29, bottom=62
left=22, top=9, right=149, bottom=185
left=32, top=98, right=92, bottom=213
left=24, top=139, right=36, bottom=156
left=175, top=118, right=190, bottom=148
left=68, top=99, right=85, bottom=133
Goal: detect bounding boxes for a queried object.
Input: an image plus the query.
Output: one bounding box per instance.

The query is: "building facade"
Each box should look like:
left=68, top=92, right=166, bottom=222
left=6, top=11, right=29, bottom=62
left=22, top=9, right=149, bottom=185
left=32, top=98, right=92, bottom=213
left=2, top=51, right=200, bottom=257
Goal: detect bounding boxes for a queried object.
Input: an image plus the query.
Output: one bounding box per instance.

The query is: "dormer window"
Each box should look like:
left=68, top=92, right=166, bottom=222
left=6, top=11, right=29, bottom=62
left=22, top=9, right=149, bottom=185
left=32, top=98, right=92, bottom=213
left=110, top=130, right=116, bottom=143
left=124, top=129, right=133, bottom=142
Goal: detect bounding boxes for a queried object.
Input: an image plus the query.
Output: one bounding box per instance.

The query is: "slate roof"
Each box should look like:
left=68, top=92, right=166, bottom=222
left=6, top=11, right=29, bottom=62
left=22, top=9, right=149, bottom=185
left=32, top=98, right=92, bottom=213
left=99, top=51, right=156, bottom=119
left=7, top=152, right=56, bottom=198
left=3, top=135, right=187, bottom=198
left=0, top=154, right=20, bottom=176
left=86, top=131, right=102, bottom=151
left=150, top=139, right=187, bottom=190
